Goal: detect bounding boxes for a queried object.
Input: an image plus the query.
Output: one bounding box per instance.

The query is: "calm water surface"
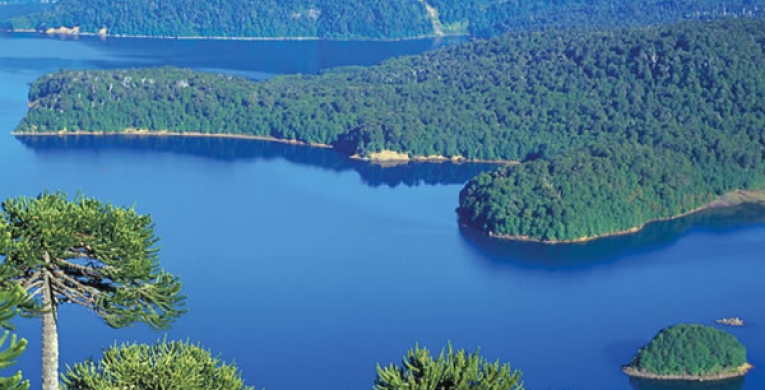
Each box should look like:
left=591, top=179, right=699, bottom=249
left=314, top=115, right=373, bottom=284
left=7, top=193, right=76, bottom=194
left=0, top=34, right=763, bottom=390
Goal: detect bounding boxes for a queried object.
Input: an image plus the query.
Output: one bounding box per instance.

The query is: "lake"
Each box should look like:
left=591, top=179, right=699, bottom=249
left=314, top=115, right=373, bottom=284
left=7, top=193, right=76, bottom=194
left=1, top=33, right=764, bottom=390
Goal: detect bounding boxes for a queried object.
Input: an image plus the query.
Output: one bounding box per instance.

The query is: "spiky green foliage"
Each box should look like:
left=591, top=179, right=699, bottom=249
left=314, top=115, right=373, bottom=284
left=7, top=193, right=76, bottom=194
left=0, top=284, right=30, bottom=390
left=0, top=190, right=185, bottom=389
left=61, top=339, right=253, bottom=390
left=0, top=190, right=185, bottom=328
left=375, top=343, right=523, bottom=390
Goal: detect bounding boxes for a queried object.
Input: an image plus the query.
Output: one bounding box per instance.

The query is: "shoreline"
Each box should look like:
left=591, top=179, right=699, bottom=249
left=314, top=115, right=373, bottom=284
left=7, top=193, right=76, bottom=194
left=485, top=189, right=765, bottom=244
left=11, top=130, right=511, bottom=164
left=12, top=130, right=332, bottom=148
left=350, top=150, right=517, bottom=165
left=2, top=28, right=468, bottom=42
left=622, top=363, right=753, bottom=381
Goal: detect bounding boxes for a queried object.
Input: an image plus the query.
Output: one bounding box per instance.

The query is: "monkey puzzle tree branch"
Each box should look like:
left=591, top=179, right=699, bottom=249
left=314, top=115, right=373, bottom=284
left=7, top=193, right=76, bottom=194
left=49, top=278, right=97, bottom=309
left=19, top=272, right=41, bottom=291
left=55, top=260, right=111, bottom=280
left=51, top=269, right=93, bottom=291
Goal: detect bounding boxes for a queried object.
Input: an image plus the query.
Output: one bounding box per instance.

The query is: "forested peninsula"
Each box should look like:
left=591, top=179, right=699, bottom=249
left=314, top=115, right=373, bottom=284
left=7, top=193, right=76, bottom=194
left=624, top=324, right=751, bottom=381
left=3, top=0, right=764, bottom=39
left=14, top=17, right=765, bottom=242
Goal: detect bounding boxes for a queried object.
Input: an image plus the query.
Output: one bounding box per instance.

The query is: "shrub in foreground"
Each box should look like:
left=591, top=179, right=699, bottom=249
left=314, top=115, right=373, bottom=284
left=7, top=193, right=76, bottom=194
left=375, top=342, right=524, bottom=390
left=61, top=339, right=253, bottom=390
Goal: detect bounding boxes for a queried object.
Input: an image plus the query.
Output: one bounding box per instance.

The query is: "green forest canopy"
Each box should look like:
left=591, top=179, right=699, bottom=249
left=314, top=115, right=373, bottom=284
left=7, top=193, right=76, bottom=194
left=16, top=17, right=765, bottom=241
left=627, top=324, right=747, bottom=377
left=3, top=0, right=764, bottom=39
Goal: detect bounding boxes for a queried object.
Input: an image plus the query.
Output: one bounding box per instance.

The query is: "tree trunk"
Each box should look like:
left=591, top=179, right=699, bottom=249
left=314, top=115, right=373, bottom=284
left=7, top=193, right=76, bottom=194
left=41, top=253, right=59, bottom=390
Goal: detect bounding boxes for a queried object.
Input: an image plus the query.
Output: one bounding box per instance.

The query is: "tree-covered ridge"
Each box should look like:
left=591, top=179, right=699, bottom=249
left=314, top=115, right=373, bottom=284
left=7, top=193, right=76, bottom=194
left=457, top=142, right=765, bottom=241
left=454, top=17, right=765, bottom=241
left=469, top=0, right=765, bottom=38
left=4, top=0, right=764, bottom=39
left=17, top=18, right=765, bottom=162
left=16, top=18, right=765, bottom=241
left=6, top=0, right=435, bottom=39
left=626, top=324, right=748, bottom=378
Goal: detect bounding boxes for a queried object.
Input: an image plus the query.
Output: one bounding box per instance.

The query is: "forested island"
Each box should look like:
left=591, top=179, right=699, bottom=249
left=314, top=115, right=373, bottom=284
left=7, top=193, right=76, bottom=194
left=14, top=17, right=765, bottom=242
left=2, top=0, right=764, bottom=39
left=624, top=324, right=751, bottom=381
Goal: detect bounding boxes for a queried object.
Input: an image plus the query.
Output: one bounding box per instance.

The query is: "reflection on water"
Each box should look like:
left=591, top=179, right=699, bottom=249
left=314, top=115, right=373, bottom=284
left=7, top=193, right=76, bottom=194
left=460, top=203, right=765, bottom=267
left=15, top=134, right=498, bottom=187
left=77, top=35, right=468, bottom=75
left=0, top=32, right=466, bottom=78
left=629, top=377, right=745, bottom=390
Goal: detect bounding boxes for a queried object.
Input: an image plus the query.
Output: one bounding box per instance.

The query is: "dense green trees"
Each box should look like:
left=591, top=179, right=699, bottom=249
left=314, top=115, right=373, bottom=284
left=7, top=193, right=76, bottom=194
left=0, top=191, right=186, bottom=390
left=469, top=0, right=765, bottom=38
left=17, top=18, right=765, bottom=160
left=4, top=0, right=764, bottom=39
left=457, top=140, right=765, bottom=241
left=458, top=143, right=730, bottom=241
left=6, top=0, right=434, bottom=39
left=16, top=17, right=765, bottom=241
left=61, top=339, right=253, bottom=390
left=626, top=324, right=748, bottom=378
left=375, top=343, right=524, bottom=390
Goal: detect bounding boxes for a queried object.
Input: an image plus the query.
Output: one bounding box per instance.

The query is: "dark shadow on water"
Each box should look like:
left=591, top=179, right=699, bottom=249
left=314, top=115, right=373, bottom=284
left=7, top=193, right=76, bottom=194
left=629, top=376, right=745, bottom=390
left=460, top=203, right=765, bottom=268
left=79, top=35, right=469, bottom=76
left=15, top=135, right=498, bottom=188
left=1, top=32, right=466, bottom=77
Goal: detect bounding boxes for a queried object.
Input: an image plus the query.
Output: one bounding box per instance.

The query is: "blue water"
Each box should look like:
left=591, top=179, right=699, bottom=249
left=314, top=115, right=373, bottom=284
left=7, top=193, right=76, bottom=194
left=1, top=33, right=764, bottom=390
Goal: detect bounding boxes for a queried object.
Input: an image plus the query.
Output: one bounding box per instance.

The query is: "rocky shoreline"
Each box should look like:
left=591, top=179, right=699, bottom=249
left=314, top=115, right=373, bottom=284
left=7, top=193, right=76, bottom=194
left=11, top=130, right=512, bottom=164
left=623, top=363, right=753, bottom=381
left=12, top=129, right=331, bottom=148
left=3, top=27, right=466, bottom=42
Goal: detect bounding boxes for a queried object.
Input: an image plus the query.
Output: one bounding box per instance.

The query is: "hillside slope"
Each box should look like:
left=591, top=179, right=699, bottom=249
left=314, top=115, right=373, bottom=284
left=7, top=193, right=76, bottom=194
left=16, top=18, right=765, bottom=241
left=5, top=0, right=764, bottom=39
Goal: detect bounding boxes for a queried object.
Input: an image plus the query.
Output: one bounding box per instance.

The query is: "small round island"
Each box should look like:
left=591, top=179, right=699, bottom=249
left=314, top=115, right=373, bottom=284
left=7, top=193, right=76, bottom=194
left=624, top=324, right=752, bottom=381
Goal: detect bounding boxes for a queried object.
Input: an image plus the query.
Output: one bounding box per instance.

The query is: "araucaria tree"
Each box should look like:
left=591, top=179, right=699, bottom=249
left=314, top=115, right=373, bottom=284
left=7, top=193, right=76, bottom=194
left=61, top=339, right=253, bottom=390
left=0, top=191, right=186, bottom=390
left=375, top=343, right=524, bottom=390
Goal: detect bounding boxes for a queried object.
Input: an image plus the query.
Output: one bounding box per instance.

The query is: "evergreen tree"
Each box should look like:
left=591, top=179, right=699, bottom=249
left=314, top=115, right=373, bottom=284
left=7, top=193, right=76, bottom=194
left=375, top=343, right=524, bottom=390
left=0, top=191, right=186, bottom=390
left=61, top=339, right=252, bottom=390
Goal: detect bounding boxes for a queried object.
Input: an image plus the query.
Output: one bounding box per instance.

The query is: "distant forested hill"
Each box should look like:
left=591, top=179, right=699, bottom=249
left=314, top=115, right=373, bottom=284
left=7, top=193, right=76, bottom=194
left=4, top=0, right=765, bottom=39
left=15, top=17, right=765, bottom=241
left=0, top=1, right=47, bottom=23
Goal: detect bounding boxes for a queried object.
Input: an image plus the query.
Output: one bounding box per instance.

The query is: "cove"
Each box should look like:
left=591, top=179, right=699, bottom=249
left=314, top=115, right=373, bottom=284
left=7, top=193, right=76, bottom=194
left=1, top=34, right=764, bottom=390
